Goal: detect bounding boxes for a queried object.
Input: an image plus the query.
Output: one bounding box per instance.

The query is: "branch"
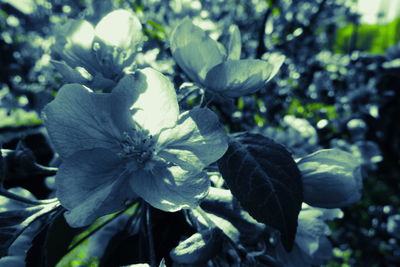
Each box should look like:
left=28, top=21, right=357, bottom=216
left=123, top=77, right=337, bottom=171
left=0, top=189, right=43, bottom=205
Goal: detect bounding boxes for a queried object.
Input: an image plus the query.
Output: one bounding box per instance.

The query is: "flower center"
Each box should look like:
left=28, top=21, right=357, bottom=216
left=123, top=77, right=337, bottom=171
left=118, top=131, right=155, bottom=168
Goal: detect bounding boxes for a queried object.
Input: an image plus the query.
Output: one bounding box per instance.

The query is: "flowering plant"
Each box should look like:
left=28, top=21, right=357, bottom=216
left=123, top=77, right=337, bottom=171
left=0, top=4, right=365, bottom=267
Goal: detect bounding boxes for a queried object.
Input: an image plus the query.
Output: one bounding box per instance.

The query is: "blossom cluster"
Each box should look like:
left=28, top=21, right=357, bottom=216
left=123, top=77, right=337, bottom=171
left=41, top=9, right=363, bottom=266
left=44, top=9, right=233, bottom=227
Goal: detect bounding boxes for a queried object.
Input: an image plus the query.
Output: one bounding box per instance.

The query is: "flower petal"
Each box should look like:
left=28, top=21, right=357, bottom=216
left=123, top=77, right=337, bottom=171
left=95, top=9, right=142, bottom=50
left=129, top=166, right=209, bottom=211
left=274, top=206, right=337, bottom=266
left=56, top=148, right=134, bottom=227
left=66, top=19, right=95, bottom=51
left=52, top=19, right=94, bottom=52
left=297, top=209, right=327, bottom=256
left=53, top=19, right=96, bottom=71
left=204, top=58, right=284, bottom=97
left=51, top=60, right=88, bottom=84
left=157, top=107, right=228, bottom=171
left=43, top=83, right=133, bottom=158
left=298, top=149, right=363, bottom=208
left=113, top=68, right=179, bottom=135
left=169, top=18, right=226, bottom=84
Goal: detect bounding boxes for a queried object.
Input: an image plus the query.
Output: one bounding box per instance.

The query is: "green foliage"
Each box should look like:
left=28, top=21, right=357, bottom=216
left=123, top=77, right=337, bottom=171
left=56, top=239, right=100, bottom=267
left=335, top=18, right=400, bottom=54
left=253, top=113, right=267, bottom=126
left=286, top=98, right=337, bottom=121
left=0, top=109, right=42, bottom=127
left=145, top=19, right=167, bottom=40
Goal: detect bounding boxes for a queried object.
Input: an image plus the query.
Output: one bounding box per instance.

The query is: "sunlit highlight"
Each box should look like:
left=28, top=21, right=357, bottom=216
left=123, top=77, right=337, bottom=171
left=95, top=9, right=142, bottom=49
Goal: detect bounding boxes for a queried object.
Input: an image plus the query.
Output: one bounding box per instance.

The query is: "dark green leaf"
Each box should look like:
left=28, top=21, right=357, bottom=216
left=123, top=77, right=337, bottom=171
left=217, top=133, right=303, bottom=251
left=0, top=206, right=41, bottom=256
left=0, top=202, right=61, bottom=257
left=0, top=208, right=38, bottom=227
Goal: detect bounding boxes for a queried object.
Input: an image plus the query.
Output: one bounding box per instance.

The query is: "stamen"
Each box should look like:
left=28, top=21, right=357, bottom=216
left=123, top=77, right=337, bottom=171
left=119, top=130, right=156, bottom=167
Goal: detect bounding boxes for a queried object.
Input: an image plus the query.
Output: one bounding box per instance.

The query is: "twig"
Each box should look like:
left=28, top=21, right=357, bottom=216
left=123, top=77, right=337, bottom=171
left=145, top=204, right=157, bottom=267
left=0, top=189, right=43, bottom=205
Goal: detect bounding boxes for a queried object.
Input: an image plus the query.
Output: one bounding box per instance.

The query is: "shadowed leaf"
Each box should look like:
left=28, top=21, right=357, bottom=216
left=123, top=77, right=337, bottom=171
left=0, top=202, right=61, bottom=257
left=217, top=133, right=303, bottom=251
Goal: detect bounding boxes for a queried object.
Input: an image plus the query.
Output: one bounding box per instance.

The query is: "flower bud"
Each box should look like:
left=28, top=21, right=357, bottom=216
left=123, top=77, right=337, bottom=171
left=1, top=142, right=37, bottom=181
left=297, top=149, right=363, bottom=208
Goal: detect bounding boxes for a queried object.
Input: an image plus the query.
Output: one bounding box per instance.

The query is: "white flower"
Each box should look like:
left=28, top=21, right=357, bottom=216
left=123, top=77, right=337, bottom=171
left=43, top=68, right=228, bottom=227
left=52, top=9, right=143, bottom=90
left=169, top=18, right=284, bottom=97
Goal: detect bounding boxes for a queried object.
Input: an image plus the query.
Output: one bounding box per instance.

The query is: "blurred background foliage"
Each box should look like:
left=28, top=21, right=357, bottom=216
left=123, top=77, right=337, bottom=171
left=1, top=0, right=400, bottom=265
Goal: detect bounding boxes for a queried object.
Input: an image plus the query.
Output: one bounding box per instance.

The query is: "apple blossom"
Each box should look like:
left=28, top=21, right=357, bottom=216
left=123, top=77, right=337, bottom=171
left=52, top=9, right=143, bottom=90
left=42, top=68, right=228, bottom=227
left=169, top=18, right=285, bottom=97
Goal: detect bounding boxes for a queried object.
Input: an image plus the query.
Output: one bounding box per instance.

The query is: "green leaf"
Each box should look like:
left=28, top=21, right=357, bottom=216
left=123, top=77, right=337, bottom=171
left=0, top=202, right=61, bottom=258
left=55, top=239, right=99, bottom=267
left=0, top=109, right=42, bottom=128
left=217, top=133, right=303, bottom=251
left=0, top=206, right=42, bottom=257
left=144, top=20, right=167, bottom=40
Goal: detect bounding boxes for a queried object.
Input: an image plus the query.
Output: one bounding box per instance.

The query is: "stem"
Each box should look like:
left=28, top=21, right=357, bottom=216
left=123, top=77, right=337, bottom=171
left=0, top=189, right=43, bottom=205
left=199, top=90, right=206, bottom=107
left=202, top=93, right=215, bottom=108
left=146, top=204, right=156, bottom=267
